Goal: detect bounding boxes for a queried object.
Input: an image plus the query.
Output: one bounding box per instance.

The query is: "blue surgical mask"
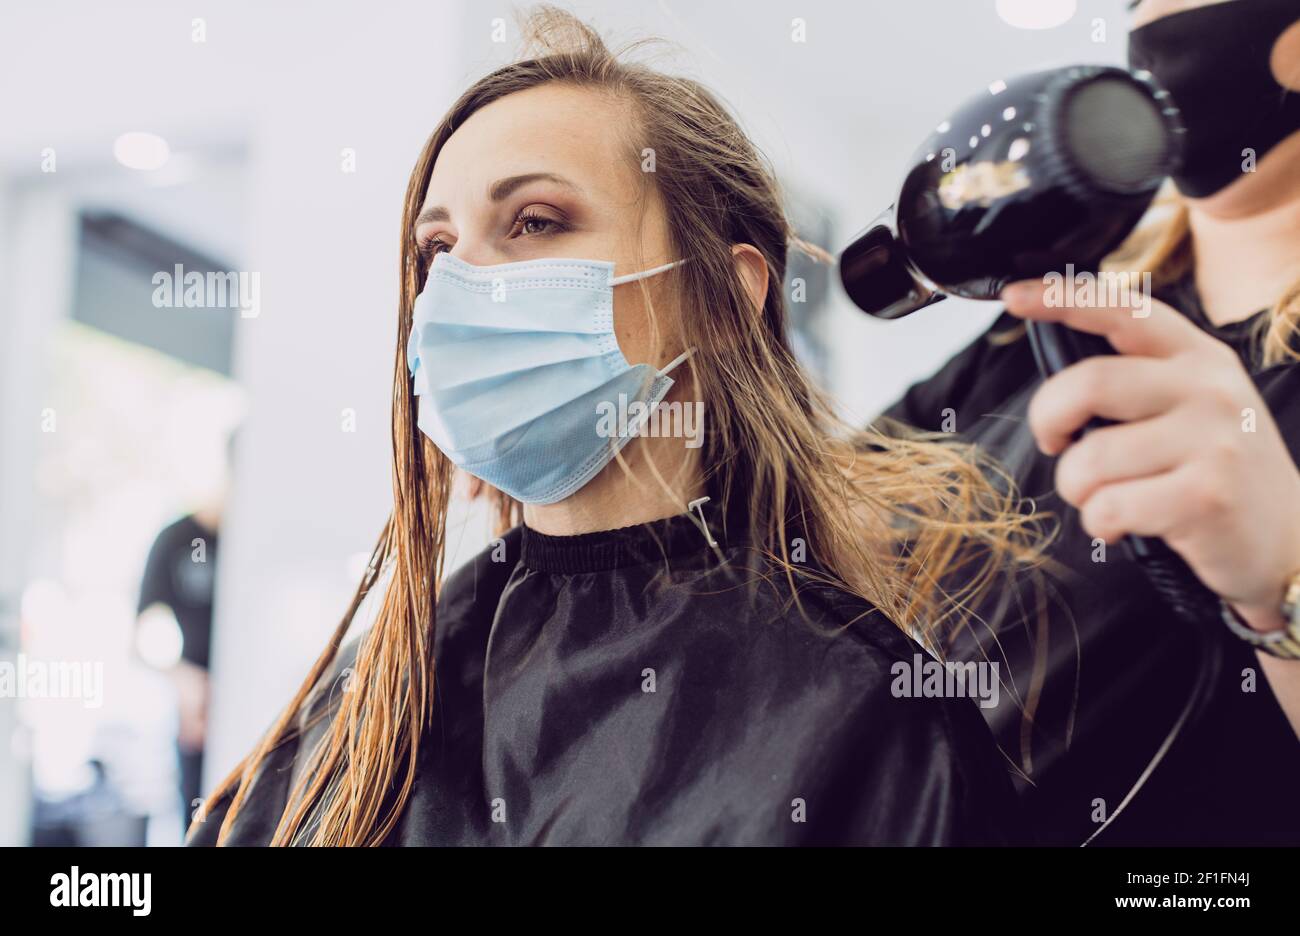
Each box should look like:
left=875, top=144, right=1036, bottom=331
left=406, top=252, right=692, bottom=505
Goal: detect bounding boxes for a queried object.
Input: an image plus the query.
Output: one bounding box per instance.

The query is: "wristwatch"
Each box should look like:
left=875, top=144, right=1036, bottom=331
left=1220, top=571, right=1300, bottom=660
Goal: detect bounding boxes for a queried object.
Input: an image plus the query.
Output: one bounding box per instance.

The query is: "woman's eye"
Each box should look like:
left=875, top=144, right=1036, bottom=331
left=511, top=210, right=567, bottom=239
left=417, top=236, right=449, bottom=260
left=416, top=208, right=566, bottom=260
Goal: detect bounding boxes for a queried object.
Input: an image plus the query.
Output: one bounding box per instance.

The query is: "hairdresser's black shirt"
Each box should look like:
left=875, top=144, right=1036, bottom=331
left=138, top=514, right=219, bottom=670
left=880, top=277, right=1300, bottom=846
left=188, top=499, right=1023, bottom=846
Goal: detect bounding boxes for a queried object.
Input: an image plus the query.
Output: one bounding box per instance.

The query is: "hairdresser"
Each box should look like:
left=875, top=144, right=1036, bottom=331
left=879, top=0, right=1300, bottom=844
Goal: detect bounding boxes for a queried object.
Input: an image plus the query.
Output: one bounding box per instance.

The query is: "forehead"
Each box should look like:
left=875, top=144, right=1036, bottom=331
left=424, top=83, right=641, bottom=209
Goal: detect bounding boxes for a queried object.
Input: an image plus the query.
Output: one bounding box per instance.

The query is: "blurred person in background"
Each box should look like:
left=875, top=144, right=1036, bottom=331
left=135, top=433, right=231, bottom=830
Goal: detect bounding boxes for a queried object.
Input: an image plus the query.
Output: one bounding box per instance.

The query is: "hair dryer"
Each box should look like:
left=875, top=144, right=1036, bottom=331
left=840, top=63, right=1221, bottom=622
left=841, top=64, right=1183, bottom=300
left=841, top=64, right=1184, bottom=365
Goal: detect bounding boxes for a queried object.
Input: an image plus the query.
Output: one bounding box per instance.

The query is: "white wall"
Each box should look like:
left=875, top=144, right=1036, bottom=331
left=0, top=187, right=78, bottom=844
left=198, top=3, right=475, bottom=781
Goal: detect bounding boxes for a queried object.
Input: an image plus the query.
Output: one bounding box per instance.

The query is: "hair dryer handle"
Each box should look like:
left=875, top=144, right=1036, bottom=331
left=1025, top=319, right=1222, bottom=628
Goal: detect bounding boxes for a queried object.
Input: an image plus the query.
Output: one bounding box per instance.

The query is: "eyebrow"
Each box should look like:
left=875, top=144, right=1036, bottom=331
left=413, top=172, right=583, bottom=229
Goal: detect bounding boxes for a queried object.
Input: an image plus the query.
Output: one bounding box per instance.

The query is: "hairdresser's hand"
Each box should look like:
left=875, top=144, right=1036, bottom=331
left=1001, top=279, right=1300, bottom=634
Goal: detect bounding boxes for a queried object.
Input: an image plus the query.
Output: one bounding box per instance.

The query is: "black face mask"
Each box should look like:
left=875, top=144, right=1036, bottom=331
left=1128, top=0, right=1300, bottom=198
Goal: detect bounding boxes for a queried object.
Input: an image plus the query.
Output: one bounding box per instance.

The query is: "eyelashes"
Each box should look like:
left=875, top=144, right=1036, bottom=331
left=513, top=207, right=567, bottom=233
left=415, top=232, right=450, bottom=262
left=416, top=208, right=571, bottom=263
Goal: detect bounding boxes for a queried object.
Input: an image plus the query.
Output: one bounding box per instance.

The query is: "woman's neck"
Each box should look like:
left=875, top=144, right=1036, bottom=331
left=1189, top=192, right=1300, bottom=327
left=522, top=432, right=705, bottom=536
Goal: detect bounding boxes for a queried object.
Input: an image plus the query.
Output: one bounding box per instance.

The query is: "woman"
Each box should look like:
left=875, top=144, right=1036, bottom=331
left=881, top=0, right=1300, bottom=844
left=187, top=8, right=1044, bottom=846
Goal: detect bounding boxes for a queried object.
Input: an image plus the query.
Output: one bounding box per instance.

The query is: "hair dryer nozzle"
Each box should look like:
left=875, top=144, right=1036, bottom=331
left=838, top=64, right=1183, bottom=319
left=838, top=218, right=945, bottom=319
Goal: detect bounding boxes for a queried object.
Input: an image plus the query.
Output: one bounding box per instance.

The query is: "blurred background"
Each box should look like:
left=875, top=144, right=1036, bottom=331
left=0, top=0, right=1128, bottom=845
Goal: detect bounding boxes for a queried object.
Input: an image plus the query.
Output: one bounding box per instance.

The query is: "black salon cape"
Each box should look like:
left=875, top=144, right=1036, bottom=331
left=189, top=501, right=1023, bottom=846
left=880, top=276, right=1300, bottom=846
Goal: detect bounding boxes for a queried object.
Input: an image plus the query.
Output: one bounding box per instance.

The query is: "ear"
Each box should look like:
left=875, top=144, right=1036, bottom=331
left=731, top=243, right=769, bottom=315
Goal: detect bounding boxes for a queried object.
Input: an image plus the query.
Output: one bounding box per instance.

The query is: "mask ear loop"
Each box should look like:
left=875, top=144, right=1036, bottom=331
left=660, top=347, right=693, bottom=375
left=610, top=257, right=689, bottom=286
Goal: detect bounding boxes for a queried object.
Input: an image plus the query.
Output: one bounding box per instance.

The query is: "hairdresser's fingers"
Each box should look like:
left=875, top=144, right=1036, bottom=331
left=1000, top=279, right=1213, bottom=359
left=1053, top=411, right=1193, bottom=507
left=1077, top=464, right=1221, bottom=544
left=1026, top=355, right=1189, bottom=455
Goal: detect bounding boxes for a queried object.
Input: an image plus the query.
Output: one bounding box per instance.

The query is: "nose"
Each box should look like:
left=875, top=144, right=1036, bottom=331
left=448, top=238, right=507, bottom=268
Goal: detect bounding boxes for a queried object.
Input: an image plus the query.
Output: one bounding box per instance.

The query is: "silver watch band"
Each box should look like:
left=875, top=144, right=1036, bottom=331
left=1219, top=599, right=1300, bottom=660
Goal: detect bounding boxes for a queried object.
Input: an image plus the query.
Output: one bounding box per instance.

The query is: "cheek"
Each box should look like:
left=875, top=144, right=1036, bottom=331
left=611, top=282, right=679, bottom=366
left=612, top=286, right=653, bottom=365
